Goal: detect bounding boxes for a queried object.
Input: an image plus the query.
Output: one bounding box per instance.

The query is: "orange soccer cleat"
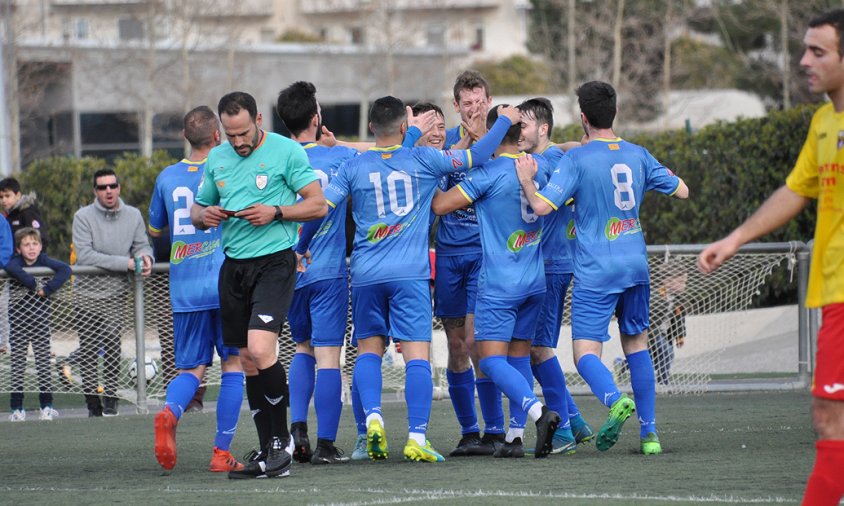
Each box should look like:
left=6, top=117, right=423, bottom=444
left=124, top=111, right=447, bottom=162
left=210, top=447, right=244, bottom=472
left=154, top=407, right=178, bottom=470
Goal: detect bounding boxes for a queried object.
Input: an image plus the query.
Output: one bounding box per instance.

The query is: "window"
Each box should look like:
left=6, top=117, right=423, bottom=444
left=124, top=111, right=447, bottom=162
left=471, top=26, right=484, bottom=51
left=153, top=112, right=184, bottom=159
left=426, top=23, right=445, bottom=48
left=66, top=18, right=89, bottom=40
left=272, top=102, right=360, bottom=139
left=350, top=27, right=365, bottom=45
left=80, top=112, right=140, bottom=160
left=118, top=18, right=144, bottom=41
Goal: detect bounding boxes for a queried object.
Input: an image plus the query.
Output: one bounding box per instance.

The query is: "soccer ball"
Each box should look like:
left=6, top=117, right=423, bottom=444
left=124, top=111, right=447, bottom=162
left=129, top=357, right=159, bottom=384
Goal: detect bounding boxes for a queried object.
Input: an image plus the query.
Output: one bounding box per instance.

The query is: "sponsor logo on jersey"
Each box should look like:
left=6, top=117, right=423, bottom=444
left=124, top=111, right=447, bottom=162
left=566, top=219, right=576, bottom=239
left=367, top=222, right=404, bottom=243
left=507, top=229, right=541, bottom=252
left=313, top=219, right=333, bottom=240
left=604, top=217, right=641, bottom=241
left=256, top=174, right=268, bottom=189
left=170, top=238, right=221, bottom=264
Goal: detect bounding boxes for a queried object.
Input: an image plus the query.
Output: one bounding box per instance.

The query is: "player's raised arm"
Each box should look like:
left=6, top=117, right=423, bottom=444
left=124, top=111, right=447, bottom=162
left=465, top=105, right=521, bottom=167
left=697, top=185, right=809, bottom=273
left=431, top=187, right=472, bottom=216
left=514, top=155, right=554, bottom=216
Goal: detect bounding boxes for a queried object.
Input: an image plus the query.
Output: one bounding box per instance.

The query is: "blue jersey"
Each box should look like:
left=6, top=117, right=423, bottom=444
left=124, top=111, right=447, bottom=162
left=296, top=143, right=358, bottom=288
left=445, top=125, right=467, bottom=149
left=436, top=124, right=481, bottom=256
left=536, top=138, right=681, bottom=293
left=458, top=153, right=547, bottom=301
left=535, top=145, right=575, bottom=274
left=148, top=159, right=223, bottom=312
left=324, top=145, right=473, bottom=287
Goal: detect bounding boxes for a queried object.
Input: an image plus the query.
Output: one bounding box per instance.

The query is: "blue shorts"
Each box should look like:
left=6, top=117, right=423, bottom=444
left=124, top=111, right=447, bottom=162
left=173, top=309, right=238, bottom=370
left=474, top=292, right=545, bottom=342
left=571, top=284, right=650, bottom=342
left=288, top=278, right=349, bottom=347
left=434, top=252, right=481, bottom=318
left=351, top=280, right=432, bottom=343
left=533, top=273, right=572, bottom=348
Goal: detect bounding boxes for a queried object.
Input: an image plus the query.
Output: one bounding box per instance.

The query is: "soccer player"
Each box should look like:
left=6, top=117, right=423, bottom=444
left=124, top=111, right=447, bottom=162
left=149, top=106, right=245, bottom=472
left=191, top=91, right=326, bottom=479
left=437, top=71, right=507, bottom=457
left=410, top=103, right=446, bottom=149
left=698, top=10, right=844, bottom=504
left=516, top=81, right=688, bottom=455
left=431, top=106, right=562, bottom=459
left=276, top=81, right=358, bottom=465
left=320, top=96, right=520, bottom=463
left=517, top=97, right=594, bottom=454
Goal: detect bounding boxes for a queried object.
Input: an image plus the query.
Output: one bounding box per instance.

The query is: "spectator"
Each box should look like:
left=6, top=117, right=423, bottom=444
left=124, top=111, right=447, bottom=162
left=72, top=168, right=153, bottom=417
left=0, top=177, right=49, bottom=248
left=5, top=228, right=71, bottom=421
left=0, top=217, right=12, bottom=354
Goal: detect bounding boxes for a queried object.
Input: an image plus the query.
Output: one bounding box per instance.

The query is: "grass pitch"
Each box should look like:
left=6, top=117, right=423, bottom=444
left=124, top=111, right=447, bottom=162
left=1, top=390, right=813, bottom=505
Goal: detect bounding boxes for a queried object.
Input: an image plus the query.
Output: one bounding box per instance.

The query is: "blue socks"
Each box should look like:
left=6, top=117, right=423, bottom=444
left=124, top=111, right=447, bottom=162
left=289, top=353, right=316, bottom=425
left=351, top=377, right=366, bottom=435
left=164, top=372, right=200, bottom=420
left=566, top=388, right=581, bottom=418
left=576, top=353, right=621, bottom=408
left=315, top=368, right=343, bottom=441
left=627, top=349, right=657, bottom=437
left=405, top=359, right=433, bottom=436
left=353, top=352, right=382, bottom=419
left=506, top=356, right=533, bottom=429
left=214, top=371, right=244, bottom=450
left=479, top=355, right=539, bottom=424
left=447, top=368, right=479, bottom=434
left=532, top=356, right=572, bottom=430
left=475, top=378, right=505, bottom=435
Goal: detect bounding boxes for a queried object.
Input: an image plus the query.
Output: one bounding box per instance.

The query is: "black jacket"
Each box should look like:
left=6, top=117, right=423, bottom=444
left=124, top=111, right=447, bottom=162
left=6, top=192, right=48, bottom=249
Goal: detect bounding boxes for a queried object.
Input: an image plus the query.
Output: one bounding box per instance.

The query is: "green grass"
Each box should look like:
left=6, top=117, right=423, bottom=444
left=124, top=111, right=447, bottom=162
left=1, top=391, right=814, bottom=505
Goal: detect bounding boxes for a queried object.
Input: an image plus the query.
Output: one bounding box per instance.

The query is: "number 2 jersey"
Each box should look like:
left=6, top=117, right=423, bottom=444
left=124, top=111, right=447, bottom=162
left=148, top=159, right=223, bottom=312
left=536, top=138, right=681, bottom=293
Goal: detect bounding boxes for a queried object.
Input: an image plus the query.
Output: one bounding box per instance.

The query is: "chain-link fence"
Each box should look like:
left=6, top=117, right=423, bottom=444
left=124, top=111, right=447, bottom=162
left=0, top=242, right=813, bottom=414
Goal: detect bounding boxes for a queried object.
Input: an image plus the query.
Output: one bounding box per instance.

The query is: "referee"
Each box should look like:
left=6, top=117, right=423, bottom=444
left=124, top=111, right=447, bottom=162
left=191, top=91, right=326, bottom=479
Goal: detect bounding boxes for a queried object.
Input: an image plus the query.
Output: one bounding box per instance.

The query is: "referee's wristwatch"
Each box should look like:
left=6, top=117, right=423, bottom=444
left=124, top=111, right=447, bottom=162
left=274, top=205, right=284, bottom=222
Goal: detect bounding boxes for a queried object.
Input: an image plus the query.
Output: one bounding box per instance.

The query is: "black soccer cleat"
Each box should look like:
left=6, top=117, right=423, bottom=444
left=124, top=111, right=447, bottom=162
left=480, top=432, right=506, bottom=454
left=534, top=406, right=561, bottom=458
left=493, top=437, right=525, bottom=458
left=310, top=440, right=350, bottom=465
left=449, top=432, right=494, bottom=457
left=265, top=436, right=293, bottom=477
left=291, top=422, right=312, bottom=463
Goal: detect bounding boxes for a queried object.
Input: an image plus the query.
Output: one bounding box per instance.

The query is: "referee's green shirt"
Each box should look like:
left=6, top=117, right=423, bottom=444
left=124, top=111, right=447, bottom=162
left=196, top=131, right=317, bottom=259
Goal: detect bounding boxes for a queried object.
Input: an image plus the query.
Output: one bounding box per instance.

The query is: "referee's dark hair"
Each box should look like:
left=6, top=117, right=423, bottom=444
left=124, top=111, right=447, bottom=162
left=277, top=81, right=319, bottom=136
left=369, top=96, right=406, bottom=137
left=486, top=105, right=521, bottom=145
left=576, top=81, right=616, bottom=130
left=183, top=106, right=218, bottom=148
left=218, top=91, right=258, bottom=121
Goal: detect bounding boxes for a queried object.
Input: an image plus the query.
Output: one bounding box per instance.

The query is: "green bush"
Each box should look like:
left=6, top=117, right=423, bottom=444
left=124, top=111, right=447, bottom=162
left=19, top=151, right=177, bottom=261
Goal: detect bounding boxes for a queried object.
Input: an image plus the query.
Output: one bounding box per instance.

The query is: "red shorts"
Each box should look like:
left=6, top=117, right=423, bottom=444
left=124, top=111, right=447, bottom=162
left=812, top=303, right=844, bottom=400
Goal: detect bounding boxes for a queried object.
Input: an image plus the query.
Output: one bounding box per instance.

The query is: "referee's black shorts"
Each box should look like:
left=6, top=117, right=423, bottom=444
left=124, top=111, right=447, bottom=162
left=218, top=248, right=296, bottom=348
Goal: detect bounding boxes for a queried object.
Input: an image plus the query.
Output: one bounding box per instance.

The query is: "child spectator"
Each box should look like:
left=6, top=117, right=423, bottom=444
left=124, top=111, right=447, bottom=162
left=4, top=227, right=70, bottom=421
left=0, top=177, right=49, bottom=249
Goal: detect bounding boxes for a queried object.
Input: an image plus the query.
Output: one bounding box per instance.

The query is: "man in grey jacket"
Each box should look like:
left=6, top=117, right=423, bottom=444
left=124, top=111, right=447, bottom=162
left=72, top=168, right=152, bottom=416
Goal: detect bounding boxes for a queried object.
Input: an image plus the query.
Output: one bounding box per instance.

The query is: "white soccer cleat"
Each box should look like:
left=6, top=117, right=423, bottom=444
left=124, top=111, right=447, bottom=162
left=9, top=409, right=26, bottom=422
left=40, top=407, right=59, bottom=421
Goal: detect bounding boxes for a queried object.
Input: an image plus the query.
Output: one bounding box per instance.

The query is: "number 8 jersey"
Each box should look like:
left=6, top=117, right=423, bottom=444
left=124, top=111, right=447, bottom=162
left=148, top=159, right=224, bottom=312
left=536, top=138, right=681, bottom=293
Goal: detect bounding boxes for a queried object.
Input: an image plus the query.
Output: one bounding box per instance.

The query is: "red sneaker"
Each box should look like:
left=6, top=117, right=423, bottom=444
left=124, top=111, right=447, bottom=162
left=154, top=407, right=178, bottom=470
left=209, top=447, right=244, bottom=472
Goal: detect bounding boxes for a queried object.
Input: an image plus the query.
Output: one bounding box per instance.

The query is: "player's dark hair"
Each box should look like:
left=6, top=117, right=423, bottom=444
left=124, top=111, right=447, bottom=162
left=218, top=91, right=258, bottom=120
left=411, top=102, right=444, bottom=118
left=92, top=168, right=118, bottom=187
left=809, top=9, right=844, bottom=56
left=0, top=177, right=21, bottom=194
left=453, top=70, right=490, bottom=102
left=518, top=97, right=554, bottom=133
left=486, top=105, right=521, bottom=145
left=576, top=81, right=616, bottom=129
left=277, top=81, right=319, bottom=136
left=369, top=96, right=406, bottom=137
left=183, top=106, right=218, bottom=148
left=14, top=227, right=41, bottom=249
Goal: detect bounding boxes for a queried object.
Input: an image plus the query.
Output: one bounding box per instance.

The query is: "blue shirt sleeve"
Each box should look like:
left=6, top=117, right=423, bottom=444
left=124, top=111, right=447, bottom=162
left=148, top=175, right=167, bottom=233
left=295, top=217, right=324, bottom=255
left=323, top=160, right=351, bottom=208
left=458, top=167, right=491, bottom=202
left=0, top=218, right=11, bottom=267
left=3, top=256, right=36, bottom=290
left=403, top=126, right=422, bottom=148
left=466, top=116, right=513, bottom=168
left=642, top=149, right=681, bottom=195
left=537, top=155, right=578, bottom=210
left=39, top=253, right=72, bottom=296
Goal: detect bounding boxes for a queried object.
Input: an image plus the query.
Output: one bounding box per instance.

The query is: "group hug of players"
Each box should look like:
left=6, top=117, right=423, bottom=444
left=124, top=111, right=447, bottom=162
left=150, top=69, right=688, bottom=479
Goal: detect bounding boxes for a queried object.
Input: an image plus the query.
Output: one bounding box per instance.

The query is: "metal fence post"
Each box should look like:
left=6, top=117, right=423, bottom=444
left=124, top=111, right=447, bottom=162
left=133, top=258, right=148, bottom=414
left=796, top=246, right=811, bottom=388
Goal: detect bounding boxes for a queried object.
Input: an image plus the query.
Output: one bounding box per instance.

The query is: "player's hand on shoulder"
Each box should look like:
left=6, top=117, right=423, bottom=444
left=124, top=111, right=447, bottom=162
left=318, top=126, right=337, bottom=147
left=497, top=105, right=521, bottom=125
left=237, top=204, right=276, bottom=226
left=515, top=154, right=538, bottom=183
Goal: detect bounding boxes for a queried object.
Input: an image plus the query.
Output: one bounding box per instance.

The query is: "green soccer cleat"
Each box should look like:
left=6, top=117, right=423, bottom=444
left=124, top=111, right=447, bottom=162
left=641, top=432, right=662, bottom=455
left=351, top=434, right=369, bottom=461
left=570, top=414, right=595, bottom=445
left=403, top=439, right=445, bottom=462
left=366, top=419, right=389, bottom=460
left=595, top=394, right=636, bottom=452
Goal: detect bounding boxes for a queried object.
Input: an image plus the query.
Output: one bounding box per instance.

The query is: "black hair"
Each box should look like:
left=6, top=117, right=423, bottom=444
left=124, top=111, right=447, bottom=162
left=183, top=106, right=218, bottom=147
left=411, top=102, right=444, bottom=118
left=369, top=96, right=406, bottom=137
left=277, top=81, right=319, bottom=136
left=486, top=105, right=521, bottom=145
left=576, top=81, right=616, bottom=129
left=92, top=168, right=118, bottom=187
left=218, top=91, right=258, bottom=120
left=518, top=97, right=554, bottom=133
left=453, top=70, right=490, bottom=101
left=0, top=177, right=21, bottom=194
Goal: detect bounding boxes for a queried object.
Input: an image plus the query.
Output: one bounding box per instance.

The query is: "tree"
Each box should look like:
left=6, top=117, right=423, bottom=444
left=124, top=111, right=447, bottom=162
left=473, top=56, right=550, bottom=95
